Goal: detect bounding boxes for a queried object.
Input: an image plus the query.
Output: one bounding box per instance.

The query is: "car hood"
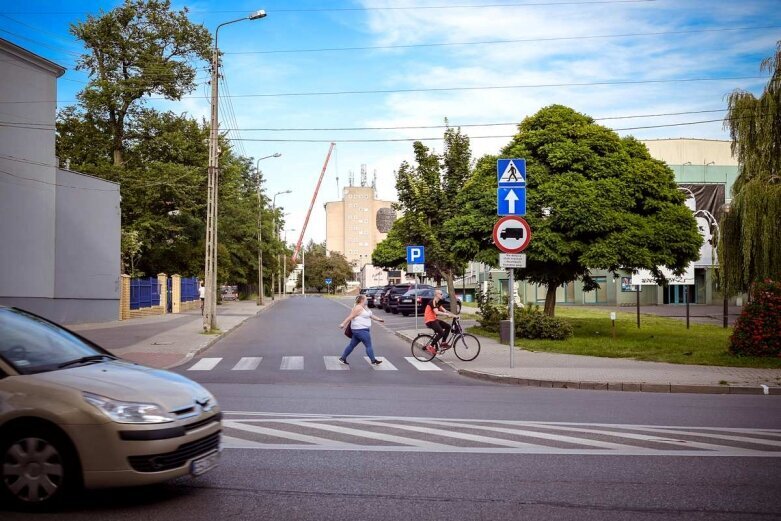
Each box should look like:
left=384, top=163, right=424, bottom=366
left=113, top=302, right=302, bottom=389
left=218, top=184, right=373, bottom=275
left=30, top=360, right=212, bottom=412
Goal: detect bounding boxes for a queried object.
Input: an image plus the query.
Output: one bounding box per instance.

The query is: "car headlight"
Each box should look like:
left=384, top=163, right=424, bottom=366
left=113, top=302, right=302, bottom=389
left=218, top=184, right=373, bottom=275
left=83, top=392, right=174, bottom=424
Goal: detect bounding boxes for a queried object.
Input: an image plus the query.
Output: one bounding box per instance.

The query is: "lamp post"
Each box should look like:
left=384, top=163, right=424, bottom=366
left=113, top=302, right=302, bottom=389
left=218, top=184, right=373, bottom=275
left=271, top=190, right=291, bottom=300
left=255, top=153, right=281, bottom=306
left=203, top=9, right=268, bottom=332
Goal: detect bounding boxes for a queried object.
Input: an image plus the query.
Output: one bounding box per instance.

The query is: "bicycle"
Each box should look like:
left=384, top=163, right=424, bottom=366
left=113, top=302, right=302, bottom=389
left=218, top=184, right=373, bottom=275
left=410, top=315, right=481, bottom=362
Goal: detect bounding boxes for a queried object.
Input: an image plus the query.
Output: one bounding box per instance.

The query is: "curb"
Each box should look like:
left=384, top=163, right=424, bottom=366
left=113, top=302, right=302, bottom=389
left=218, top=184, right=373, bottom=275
left=164, top=298, right=284, bottom=370
left=392, top=330, right=781, bottom=396
left=457, top=369, right=781, bottom=395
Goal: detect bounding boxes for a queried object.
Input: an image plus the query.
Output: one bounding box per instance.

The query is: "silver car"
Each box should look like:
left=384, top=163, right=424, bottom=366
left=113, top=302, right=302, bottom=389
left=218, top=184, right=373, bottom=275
left=0, top=306, right=222, bottom=510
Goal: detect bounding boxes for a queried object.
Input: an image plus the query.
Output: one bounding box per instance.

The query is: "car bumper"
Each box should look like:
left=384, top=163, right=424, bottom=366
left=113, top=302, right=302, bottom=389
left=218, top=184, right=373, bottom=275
left=67, top=411, right=222, bottom=489
left=397, top=302, right=422, bottom=314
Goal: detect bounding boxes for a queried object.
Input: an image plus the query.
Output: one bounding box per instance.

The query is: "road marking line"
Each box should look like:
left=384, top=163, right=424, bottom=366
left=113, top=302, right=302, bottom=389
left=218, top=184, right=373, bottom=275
left=285, top=420, right=451, bottom=448
left=420, top=419, right=630, bottom=449
left=338, top=419, right=540, bottom=448
left=404, top=356, right=442, bottom=371
left=224, top=420, right=352, bottom=446
left=187, top=358, right=221, bottom=371
left=232, top=357, right=262, bottom=370
left=632, top=426, right=781, bottom=449
left=363, top=356, right=396, bottom=370
left=280, top=356, right=304, bottom=370
left=324, top=356, right=349, bottom=370
left=522, top=423, right=758, bottom=453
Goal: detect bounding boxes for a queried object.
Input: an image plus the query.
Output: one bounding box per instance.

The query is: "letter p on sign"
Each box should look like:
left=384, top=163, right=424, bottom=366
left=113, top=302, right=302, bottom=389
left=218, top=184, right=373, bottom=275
left=406, top=246, right=425, bottom=264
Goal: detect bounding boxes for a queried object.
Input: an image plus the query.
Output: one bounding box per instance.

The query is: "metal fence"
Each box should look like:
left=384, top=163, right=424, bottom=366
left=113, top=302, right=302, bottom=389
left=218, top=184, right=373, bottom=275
left=181, top=277, right=199, bottom=302
left=130, top=277, right=161, bottom=310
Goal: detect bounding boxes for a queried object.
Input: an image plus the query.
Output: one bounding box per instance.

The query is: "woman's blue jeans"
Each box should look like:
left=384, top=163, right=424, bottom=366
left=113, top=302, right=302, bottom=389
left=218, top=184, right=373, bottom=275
left=341, top=328, right=376, bottom=362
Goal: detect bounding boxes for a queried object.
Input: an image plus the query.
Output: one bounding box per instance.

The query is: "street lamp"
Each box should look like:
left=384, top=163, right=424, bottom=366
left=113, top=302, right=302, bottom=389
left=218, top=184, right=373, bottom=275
left=271, top=190, right=292, bottom=300
left=255, top=153, right=281, bottom=305
left=203, top=9, right=268, bottom=332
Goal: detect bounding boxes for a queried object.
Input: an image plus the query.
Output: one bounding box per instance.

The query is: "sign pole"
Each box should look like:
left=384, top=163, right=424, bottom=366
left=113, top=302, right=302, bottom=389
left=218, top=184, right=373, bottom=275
left=636, top=286, right=641, bottom=329
left=685, top=285, right=690, bottom=329
left=414, top=276, right=418, bottom=333
left=509, top=268, right=515, bottom=368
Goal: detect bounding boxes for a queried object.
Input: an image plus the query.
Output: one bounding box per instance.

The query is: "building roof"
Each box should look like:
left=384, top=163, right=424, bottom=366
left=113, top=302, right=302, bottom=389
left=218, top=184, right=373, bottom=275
left=0, top=37, right=66, bottom=77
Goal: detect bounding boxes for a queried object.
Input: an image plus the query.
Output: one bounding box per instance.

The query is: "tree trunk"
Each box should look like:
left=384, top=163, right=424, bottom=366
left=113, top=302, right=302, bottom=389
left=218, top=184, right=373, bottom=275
left=544, top=283, right=557, bottom=317
left=445, top=270, right=458, bottom=313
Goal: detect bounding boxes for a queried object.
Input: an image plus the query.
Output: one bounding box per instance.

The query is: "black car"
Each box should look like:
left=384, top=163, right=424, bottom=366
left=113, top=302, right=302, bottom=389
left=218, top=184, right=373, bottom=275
left=365, top=287, right=384, bottom=308
left=377, top=284, right=395, bottom=310
left=385, top=283, right=433, bottom=313
left=397, top=288, right=461, bottom=316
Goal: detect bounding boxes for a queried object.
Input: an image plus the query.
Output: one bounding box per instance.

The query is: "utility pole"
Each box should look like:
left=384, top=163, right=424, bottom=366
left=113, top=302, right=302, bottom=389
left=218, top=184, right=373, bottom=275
left=254, top=154, right=281, bottom=306
left=203, top=10, right=267, bottom=332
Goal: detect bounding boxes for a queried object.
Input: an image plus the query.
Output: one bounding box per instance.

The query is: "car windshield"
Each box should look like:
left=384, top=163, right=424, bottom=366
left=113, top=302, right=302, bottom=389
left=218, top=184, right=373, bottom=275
left=0, top=308, right=110, bottom=374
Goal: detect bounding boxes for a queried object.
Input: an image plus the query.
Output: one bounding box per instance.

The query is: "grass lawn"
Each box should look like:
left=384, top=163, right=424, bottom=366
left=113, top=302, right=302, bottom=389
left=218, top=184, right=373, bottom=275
left=469, top=307, right=781, bottom=369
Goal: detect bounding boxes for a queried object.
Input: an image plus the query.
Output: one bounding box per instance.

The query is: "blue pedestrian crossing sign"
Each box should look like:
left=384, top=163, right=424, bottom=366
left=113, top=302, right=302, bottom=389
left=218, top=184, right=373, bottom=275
left=497, top=187, right=526, bottom=216
left=406, top=245, right=425, bottom=264
left=497, top=159, right=526, bottom=185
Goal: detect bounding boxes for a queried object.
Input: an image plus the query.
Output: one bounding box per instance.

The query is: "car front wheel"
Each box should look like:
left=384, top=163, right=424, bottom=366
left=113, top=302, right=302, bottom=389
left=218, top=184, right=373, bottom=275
left=0, top=425, right=79, bottom=510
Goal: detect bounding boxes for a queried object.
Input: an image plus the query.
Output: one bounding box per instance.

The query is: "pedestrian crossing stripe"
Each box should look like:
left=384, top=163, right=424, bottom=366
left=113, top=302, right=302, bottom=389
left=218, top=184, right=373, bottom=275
left=187, top=357, right=222, bottom=370
left=280, top=356, right=304, bottom=370
left=185, top=356, right=444, bottom=371
left=219, top=412, right=781, bottom=456
left=232, top=357, right=262, bottom=370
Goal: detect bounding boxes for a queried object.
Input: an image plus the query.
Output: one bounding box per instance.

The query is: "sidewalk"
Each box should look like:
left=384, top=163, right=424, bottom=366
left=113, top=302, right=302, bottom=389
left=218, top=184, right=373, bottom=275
left=395, top=328, right=781, bottom=395
left=70, top=298, right=282, bottom=369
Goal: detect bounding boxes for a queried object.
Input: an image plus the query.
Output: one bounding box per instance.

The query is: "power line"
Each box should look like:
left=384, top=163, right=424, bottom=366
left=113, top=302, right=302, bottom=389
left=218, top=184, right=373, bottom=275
left=1, top=75, right=764, bottom=104
left=212, top=109, right=728, bottom=132
left=227, top=25, right=781, bottom=55
left=223, top=116, right=764, bottom=143
left=0, top=1, right=658, bottom=17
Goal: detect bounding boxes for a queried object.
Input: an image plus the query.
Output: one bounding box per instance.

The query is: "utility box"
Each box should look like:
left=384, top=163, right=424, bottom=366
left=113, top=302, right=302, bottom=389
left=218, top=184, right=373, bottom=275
left=499, top=319, right=512, bottom=344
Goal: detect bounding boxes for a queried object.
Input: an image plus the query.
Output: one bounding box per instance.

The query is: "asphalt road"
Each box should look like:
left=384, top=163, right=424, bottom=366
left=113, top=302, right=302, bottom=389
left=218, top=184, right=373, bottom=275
left=7, top=296, right=781, bottom=521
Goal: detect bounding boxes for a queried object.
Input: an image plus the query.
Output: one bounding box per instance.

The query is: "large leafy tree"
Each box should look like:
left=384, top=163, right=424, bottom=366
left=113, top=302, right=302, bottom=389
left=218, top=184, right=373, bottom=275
left=719, top=41, right=781, bottom=295
left=373, top=126, right=473, bottom=311
left=448, top=105, right=701, bottom=316
left=70, top=0, right=211, bottom=165
left=298, top=242, right=353, bottom=293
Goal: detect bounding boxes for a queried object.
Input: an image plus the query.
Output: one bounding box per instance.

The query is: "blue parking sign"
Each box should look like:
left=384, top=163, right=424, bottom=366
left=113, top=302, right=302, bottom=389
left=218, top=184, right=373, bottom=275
left=406, top=246, right=425, bottom=264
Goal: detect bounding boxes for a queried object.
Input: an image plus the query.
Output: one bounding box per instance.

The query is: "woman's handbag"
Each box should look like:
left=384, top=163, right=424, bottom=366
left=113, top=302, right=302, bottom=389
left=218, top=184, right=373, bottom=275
left=344, top=322, right=353, bottom=338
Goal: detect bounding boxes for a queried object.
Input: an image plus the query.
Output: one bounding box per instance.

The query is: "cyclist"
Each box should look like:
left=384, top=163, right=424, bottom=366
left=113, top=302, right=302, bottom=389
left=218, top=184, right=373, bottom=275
left=424, top=289, right=457, bottom=354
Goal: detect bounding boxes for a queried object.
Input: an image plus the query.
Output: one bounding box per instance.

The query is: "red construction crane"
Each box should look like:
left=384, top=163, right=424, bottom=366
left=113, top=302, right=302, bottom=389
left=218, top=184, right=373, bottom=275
left=292, top=142, right=335, bottom=264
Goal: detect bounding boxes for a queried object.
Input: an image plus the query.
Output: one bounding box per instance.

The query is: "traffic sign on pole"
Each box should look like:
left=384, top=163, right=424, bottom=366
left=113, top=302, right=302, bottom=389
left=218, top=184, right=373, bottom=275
left=406, top=245, right=425, bottom=264
left=493, top=216, right=532, bottom=253
left=497, top=159, right=526, bottom=185
left=497, top=187, right=526, bottom=216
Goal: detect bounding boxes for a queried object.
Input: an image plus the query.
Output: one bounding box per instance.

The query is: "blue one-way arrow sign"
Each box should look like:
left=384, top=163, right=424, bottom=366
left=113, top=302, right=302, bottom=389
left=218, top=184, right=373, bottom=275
left=497, top=187, right=526, bottom=216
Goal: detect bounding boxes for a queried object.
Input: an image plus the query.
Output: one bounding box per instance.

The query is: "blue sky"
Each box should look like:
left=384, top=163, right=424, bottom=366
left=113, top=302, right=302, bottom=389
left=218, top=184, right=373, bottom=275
left=1, top=0, right=779, bottom=244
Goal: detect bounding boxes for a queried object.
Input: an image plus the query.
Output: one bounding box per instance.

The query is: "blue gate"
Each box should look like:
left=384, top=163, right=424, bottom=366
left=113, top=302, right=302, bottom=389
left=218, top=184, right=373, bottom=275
left=181, top=277, right=199, bottom=303
left=130, top=277, right=161, bottom=310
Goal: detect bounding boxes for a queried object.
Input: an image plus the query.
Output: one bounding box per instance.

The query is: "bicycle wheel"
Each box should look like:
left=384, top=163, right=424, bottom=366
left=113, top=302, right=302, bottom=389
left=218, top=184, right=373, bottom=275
left=411, top=334, right=436, bottom=362
left=454, top=333, right=481, bottom=361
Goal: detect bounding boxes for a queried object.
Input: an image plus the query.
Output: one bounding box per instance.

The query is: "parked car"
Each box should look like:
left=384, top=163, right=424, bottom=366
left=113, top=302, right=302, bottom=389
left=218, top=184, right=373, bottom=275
left=385, top=283, right=433, bottom=313
left=365, top=287, right=384, bottom=308
left=377, top=284, right=395, bottom=311
left=397, top=288, right=462, bottom=316
left=220, top=285, right=238, bottom=301
left=0, top=306, right=222, bottom=509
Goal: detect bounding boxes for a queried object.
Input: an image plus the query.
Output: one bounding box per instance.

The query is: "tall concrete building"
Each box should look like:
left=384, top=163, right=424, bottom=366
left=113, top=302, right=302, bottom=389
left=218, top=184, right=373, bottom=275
left=325, top=182, right=396, bottom=271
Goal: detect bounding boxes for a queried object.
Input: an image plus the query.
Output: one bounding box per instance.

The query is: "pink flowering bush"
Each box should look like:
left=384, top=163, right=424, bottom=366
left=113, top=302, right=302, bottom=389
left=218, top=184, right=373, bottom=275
left=729, top=279, right=781, bottom=357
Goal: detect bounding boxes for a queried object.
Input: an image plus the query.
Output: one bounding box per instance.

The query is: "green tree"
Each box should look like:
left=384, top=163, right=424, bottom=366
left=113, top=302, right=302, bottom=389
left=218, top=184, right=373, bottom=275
left=719, top=41, right=781, bottom=295
left=298, top=242, right=352, bottom=293
left=70, top=0, right=211, bottom=165
left=448, top=105, right=702, bottom=316
left=373, top=126, right=473, bottom=311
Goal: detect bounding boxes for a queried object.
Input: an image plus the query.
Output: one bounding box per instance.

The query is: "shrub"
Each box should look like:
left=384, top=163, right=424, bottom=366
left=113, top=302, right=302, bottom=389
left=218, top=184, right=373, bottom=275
left=515, top=305, right=574, bottom=340
left=475, top=285, right=507, bottom=332
left=729, top=279, right=781, bottom=357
